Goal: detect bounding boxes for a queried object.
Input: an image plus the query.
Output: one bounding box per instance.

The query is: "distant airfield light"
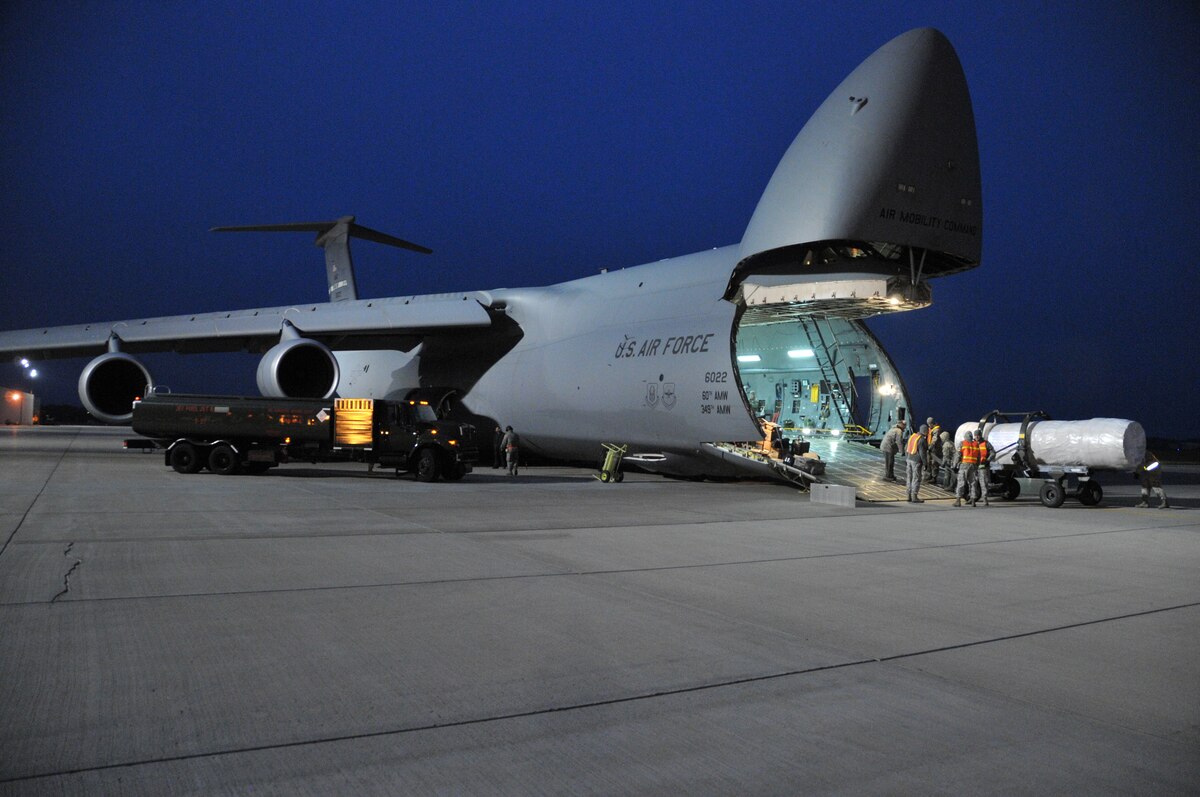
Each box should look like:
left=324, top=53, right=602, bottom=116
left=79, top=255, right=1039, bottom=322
left=737, top=354, right=761, bottom=363
left=28, top=369, right=38, bottom=378
left=19, top=358, right=30, bottom=368
left=787, top=349, right=815, bottom=359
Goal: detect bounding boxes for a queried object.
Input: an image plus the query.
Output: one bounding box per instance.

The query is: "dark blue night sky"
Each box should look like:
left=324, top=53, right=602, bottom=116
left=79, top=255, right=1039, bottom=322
left=2, top=2, right=1198, bottom=437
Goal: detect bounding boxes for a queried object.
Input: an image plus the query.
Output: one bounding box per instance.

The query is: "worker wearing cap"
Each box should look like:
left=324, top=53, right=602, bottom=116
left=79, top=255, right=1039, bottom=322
left=1135, top=451, right=1169, bottom=509
left=879, top=421, right=903, bottom=481
left=954, top=432, right=980, bottom=507
left=973, top=430, right=992, bottom=507
left=939, top=431, right=955, bottom=488
left=905, top=424, right=928, bottom=503
left=924, top=417, right=942, bottom=482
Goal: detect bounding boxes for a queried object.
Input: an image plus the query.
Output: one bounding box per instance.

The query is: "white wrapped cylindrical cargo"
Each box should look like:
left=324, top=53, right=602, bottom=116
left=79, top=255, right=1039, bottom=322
left=954, top=418, right=1146, bottom=471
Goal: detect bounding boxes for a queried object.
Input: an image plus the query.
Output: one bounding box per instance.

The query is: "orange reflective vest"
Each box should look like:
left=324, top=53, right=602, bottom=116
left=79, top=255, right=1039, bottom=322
left=905, top=433, right=924, bottom=456
left=977, top=441, right=990, bottom=462
left=960, top=439, right=980, bottom=464
left=926, top=424, right=941, bottom=446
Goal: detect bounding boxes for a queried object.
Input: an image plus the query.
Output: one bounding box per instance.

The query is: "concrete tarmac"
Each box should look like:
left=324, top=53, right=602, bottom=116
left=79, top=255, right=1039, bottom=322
left=1, top=426, right=1197, bottom=794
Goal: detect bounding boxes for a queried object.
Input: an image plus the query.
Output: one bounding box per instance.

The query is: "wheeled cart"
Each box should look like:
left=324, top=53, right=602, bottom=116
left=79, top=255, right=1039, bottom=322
left=994, top=470, right=1103, bottom=508
left=966, top=410, right=1119, bottom=508
left=596, top=443, right=628, bottom=483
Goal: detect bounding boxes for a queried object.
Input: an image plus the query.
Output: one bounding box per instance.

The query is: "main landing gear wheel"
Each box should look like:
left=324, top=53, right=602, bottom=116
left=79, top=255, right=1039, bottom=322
left=1077, top=480, right=1103, bottom=506
left=416, top=448, right=440, bottom=482
left=1039, top=481, right=1066, bottom=508
left=169, top=442, right=203, bottom=474
left=208, top=444, right=241, bottom=476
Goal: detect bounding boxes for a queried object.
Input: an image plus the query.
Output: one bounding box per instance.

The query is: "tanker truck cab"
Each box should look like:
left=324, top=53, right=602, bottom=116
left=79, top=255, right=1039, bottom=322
left=359, top=398, right=475, bottom=481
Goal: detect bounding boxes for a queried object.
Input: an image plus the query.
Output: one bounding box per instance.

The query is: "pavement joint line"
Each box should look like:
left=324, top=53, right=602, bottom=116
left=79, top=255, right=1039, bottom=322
left=8, top=512, right=1196, bottom=548
left=0, top=429, right=79, bottom=562
left=4, top=600, right=1198, bottom=786
left=4, top=521, right=1196, bottom=608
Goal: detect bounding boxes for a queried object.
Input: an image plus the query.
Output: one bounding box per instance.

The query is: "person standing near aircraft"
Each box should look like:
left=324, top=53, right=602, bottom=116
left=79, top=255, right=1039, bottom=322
left=880, top=421, right=903, bottom=481
left=905, top=424, right=928, bottom=503
left=973, top=429, right=992, bottom=507
left=492, top=425, right=505, bottom=469
left=939, top=431, right=955, bottom=488
left=501, top=425, right=521, bottom=476
left=924, top=417, right=941, bottom=482
left=954, top=432, right=980, bottom=507
left=1135, top=452, right=1169, bottom=509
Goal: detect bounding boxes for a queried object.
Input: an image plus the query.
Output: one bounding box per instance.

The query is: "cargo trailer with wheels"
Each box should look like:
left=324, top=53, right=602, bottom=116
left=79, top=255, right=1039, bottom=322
left=958, top=411, right=1143, bottom=508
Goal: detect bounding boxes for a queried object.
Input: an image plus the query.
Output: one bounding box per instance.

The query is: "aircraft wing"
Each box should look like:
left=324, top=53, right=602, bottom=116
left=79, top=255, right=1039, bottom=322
left=0, top=294, right=494, bottom=359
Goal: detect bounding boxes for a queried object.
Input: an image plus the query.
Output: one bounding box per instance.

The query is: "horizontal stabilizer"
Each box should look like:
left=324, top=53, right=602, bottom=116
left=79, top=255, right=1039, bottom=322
left=212, top=215, right=431, bottom=302
left=211, top=216, right=432, bottom=254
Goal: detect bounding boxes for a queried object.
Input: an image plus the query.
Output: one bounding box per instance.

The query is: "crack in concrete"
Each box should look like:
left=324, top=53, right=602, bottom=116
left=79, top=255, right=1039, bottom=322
left=51, top=559, right=82, bottom=603
left=0, top=428, right=79, bottom=562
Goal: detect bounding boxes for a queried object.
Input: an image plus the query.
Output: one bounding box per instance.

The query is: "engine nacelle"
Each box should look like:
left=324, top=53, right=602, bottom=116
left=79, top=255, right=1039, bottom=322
left=78, top=352, right=154, bottom=424
left=256, top=337, right=340, bottom=399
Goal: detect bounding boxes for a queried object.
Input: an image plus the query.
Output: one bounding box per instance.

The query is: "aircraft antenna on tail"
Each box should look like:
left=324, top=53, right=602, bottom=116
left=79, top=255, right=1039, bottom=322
left=211, top=216, right=432, bottom=302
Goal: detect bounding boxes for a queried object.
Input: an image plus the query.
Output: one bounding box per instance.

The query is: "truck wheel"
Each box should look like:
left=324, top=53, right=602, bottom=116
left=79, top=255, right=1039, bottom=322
left=1078, top=480, right=1103, bottom=506
left=1039, top=481, right=1066, bottom=508
left=208, top=444, right=241, bottom=476
left=1002, top=477, right=1020, bottom=500
left=169, top=442, right=203, bottom=474
left=416, top=448, right=440, bottom=482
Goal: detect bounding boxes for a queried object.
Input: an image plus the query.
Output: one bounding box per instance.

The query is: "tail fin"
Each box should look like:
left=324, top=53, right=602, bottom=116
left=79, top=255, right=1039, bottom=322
left=212, top=216, right=432, bottom=302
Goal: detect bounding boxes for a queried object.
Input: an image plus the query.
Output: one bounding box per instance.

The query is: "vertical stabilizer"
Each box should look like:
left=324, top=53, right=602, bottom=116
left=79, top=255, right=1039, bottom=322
left=211, top=217, right=432, bottom=302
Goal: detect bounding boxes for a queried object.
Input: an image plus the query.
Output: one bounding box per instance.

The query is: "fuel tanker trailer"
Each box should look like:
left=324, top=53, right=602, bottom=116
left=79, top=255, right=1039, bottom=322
left=955, top=411, right=1146, bottom=508
left=128, top=392, right=478, bottom=481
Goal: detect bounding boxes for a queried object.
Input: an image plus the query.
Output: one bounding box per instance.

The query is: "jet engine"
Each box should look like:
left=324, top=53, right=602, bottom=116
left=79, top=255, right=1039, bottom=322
left=78, top=352, right=153, bottom=423
left=255, top=337, right=340, bottom=399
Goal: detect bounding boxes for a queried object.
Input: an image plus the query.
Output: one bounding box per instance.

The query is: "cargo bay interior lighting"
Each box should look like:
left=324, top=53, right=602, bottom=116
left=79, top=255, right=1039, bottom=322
left=737, top=354, right=761, bottom=363
left=787, top=349, right=814, bottom=358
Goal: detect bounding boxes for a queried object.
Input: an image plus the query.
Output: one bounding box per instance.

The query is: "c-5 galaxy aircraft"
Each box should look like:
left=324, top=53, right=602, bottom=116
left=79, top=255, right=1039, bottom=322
left=0, top=28, right=981, bottom=480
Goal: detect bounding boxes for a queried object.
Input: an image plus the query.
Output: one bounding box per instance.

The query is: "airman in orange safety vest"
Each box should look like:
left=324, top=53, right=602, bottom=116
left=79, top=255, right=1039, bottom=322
left=954, top=432, right=980, bottom=507
left=905, top=424, right=929, bottom=503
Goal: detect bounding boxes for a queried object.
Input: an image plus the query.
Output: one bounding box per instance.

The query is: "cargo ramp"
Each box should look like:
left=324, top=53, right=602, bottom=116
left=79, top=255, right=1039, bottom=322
left=708, top=436, right=956, bottom=502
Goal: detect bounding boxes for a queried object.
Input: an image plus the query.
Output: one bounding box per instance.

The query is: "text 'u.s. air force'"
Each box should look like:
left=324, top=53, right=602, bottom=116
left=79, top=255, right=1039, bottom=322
left=615, top=333, right=715, bottom=359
